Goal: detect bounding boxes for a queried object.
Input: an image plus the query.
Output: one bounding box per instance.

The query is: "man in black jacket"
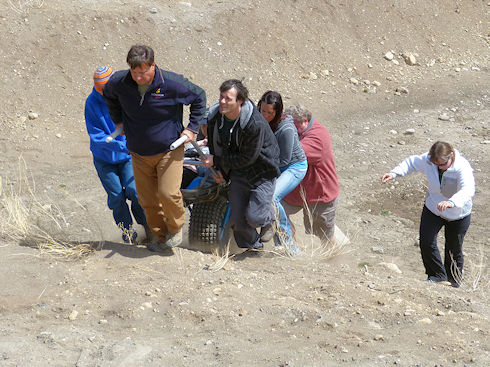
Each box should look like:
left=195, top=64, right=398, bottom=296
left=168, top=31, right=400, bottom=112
left=203, top=80, right=280, bottom=252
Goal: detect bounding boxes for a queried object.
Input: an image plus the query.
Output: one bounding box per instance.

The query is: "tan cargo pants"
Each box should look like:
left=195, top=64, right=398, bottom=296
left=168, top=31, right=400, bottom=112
left=131, top=146, right=185, bottom=242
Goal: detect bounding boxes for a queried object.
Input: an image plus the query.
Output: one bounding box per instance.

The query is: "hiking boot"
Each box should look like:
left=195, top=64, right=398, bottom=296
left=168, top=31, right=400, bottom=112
left=259, top=223, right=275, bottom=243
left=163, top=229, right=183, bottom=248
left=146, top=241, right=173, bottom=254
left=143, top=225, right=158, bottom=243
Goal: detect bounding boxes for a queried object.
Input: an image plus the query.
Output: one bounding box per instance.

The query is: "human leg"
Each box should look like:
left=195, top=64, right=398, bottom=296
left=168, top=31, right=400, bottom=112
left=419, top=205, right=447, bottom=282
left=93, top=157, right=133, bottom=230
left=131, top=152, right=167, bottom=242
left=305, top=197, right=338, bottom=242
left=119, top=159, right=148, bottom=227
left=273, top=168, right=306, bottom=247
left=156, top=146, right=185, bottom=241
left=248, top=178, right=275, bottom=228
left=444, top=214, right=471, bottom=286
left=281, top=200, right=303, bottom=238
left=228, top=175, right=261, bottom=249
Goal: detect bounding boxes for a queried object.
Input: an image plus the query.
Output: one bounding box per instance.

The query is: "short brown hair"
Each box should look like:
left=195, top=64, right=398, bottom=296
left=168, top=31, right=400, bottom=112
left=126, top=45, right=154, bottom=69
left=429, top=141, right=454, bottom=163
left=219, top=79, right=248, bottom=102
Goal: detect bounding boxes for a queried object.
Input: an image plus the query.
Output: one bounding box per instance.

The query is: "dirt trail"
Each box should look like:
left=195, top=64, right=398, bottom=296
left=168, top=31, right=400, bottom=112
left=0, top=1, right=489, bottom=366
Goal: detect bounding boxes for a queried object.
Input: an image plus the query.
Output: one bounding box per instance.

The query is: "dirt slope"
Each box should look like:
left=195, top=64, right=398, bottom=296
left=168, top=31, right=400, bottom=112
left=0, top=1, right=489, bottom=366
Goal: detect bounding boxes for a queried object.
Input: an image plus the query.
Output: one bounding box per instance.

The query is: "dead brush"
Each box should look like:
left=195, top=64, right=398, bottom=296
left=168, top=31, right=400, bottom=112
left=289, top=187, right=352, bottom=260
left=207, top=241, right=231, bottom=271
left=450, top=244, right=487, bottom=291
left=119, top=223, right=137, bottom=244
left=270, top=203, right=300, bottom=258
left=0, top=157, right=94, bottom=260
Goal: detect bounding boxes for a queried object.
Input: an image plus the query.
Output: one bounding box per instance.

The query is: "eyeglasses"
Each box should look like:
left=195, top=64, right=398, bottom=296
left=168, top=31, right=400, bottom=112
left=434, top=157, right=451, bottom=167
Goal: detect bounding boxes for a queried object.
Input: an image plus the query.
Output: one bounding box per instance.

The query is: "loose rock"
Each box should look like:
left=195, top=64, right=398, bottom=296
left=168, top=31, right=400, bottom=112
left=309, top=72, right=318, bottom=80
left=28, top=112, right=39, bottom=120
left=403, top=53, right=417, bottom=66
left=379, top=262, right=402, bottom=274
left=384, top=51, right=394, bottom=61
left=350, top=77, right=359, bottom=85
left=438, top=113, right=450, bottom=121
left=68, top=310, right=78, bottom=321
left=418, top=318, right=432, bottom=324
left=396, top=86, right=409, bottom=94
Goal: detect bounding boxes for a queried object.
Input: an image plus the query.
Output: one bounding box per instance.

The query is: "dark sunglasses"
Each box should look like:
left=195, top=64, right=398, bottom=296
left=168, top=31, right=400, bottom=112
left=435, top=156, right=451, bottom=167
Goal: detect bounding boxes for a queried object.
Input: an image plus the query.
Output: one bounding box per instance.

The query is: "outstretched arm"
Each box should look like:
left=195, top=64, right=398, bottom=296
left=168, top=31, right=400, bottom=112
left=381, top=173, right=394, bottom=184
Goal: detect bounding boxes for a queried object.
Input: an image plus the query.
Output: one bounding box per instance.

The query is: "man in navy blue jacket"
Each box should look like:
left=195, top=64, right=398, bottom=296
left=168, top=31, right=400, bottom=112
left=85, top=66, right=150, bottom=243
left=104, top=45, right=207, bottom=251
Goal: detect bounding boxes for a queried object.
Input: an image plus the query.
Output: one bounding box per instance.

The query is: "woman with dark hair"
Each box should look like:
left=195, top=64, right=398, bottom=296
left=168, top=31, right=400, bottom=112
left=381, top=141, right=475, bottom=287
left=258, top=91, right=308, bottom=254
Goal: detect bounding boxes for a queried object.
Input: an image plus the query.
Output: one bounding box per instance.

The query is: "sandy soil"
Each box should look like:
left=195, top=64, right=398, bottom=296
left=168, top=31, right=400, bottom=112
left=0, top=1, right=489, bottom=366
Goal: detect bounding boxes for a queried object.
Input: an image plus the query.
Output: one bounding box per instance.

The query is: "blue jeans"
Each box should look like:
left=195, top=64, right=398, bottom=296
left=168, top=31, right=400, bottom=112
left=273, top=163, right=307, bottom=247
left=93, top=157, right=147, bottom=230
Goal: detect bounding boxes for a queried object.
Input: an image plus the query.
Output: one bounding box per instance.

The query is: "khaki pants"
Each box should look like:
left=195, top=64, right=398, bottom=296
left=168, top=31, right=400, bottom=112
left=131, top=147, right=185, bottom=242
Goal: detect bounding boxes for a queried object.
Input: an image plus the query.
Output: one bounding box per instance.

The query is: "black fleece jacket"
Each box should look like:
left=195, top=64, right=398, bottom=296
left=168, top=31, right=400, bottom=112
left=207, top=100, right=280, bottom=185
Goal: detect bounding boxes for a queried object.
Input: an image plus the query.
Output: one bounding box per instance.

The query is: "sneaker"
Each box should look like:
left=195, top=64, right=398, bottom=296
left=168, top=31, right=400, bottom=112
left=426, top=277, right=451, bottom=286
left=122, top=231, right=137, bottom=244
left=164, top=229, right=183, bottom=248
left=272, top=244, right=300, bottom=256
left=285, top=243, right=300, bottom=255
left=259, top=223, right=275, bottom=243
left=449, top=279, right=461, bottom=288
left=233, top=248, right=265, bottom=261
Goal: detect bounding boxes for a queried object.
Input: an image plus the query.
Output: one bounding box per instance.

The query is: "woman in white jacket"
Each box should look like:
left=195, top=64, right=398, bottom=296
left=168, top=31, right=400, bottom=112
left=381, top=141, right=475, bottom=287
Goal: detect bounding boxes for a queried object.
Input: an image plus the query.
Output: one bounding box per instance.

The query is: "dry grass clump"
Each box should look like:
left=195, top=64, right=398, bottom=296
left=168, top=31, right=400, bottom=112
left=275, top=188, right=351, bottom=260
left=0, top=158, right=94, bottom=260
left=450, top=244, right=487, bottom=291
left=208, top=245, right=231, bottom=271
left=204, top=240, right=231, bottom=271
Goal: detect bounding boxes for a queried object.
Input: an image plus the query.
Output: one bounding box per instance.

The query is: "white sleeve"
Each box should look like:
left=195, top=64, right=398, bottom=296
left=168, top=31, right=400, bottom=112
left=390, top=153, right=428, bottom=178
left=449, top=160, right=475, bottom=208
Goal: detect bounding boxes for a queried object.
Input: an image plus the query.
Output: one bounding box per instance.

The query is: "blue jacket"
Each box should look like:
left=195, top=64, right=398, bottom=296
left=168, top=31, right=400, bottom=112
left=84, top=88, right=131, bottom=164
left=103, top=66, right=206, bottom=156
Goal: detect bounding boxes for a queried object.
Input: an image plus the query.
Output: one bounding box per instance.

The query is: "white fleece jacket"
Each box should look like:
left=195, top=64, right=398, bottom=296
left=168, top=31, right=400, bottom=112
left=390, top=150, right=475, bottom=221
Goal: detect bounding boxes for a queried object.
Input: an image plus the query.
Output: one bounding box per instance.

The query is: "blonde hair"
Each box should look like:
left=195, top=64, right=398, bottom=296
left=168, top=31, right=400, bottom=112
left=284, top=104, right=312, bottom=122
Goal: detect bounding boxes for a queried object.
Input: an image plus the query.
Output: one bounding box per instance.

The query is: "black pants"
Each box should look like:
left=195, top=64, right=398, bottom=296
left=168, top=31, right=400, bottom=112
left=228, top=174, right=275, bottom=249
left=419, top=205, right=471, bottom=284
